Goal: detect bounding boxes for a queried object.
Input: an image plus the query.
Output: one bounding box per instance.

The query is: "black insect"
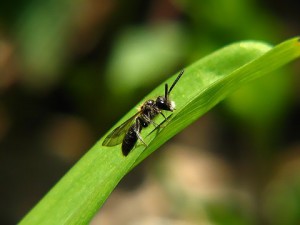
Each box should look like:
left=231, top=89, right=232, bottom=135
left=102, top=70, right=184, bottom=156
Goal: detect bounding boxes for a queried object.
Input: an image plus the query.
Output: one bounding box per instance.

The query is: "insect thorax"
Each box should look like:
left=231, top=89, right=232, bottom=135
left=137, top=100, right=159, bottom=126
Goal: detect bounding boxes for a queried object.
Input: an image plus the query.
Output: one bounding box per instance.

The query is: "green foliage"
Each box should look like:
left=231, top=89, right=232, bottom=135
left=19, top=37, right=300, bottom=225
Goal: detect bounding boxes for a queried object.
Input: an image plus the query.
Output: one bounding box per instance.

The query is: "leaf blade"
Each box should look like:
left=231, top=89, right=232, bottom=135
left=19, top=37, right=300, bottom=225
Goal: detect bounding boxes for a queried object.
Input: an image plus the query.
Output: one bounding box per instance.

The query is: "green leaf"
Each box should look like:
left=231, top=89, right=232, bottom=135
left=19, top=37, right=300, bottom=225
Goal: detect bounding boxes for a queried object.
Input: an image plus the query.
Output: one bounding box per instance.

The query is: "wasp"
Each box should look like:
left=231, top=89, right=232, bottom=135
left=102, top=70, right=184, bottom=156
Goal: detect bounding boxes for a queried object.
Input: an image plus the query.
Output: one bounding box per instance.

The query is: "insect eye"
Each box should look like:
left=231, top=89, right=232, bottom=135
left=156, top=96, right=166, bottom=108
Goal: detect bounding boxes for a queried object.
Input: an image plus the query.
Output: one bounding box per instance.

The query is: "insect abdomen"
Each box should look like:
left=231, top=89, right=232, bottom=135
left=122, top=125, right=138, bottom=156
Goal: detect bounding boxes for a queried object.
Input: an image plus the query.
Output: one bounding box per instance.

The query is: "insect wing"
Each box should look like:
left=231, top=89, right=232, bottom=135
left=102, top=113, right=139, bottom=146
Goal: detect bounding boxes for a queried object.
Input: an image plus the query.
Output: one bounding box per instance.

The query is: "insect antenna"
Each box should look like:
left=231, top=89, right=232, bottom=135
left=165, top=83, right=168, bottom=99
left=167, top=70, right=184, bottom=95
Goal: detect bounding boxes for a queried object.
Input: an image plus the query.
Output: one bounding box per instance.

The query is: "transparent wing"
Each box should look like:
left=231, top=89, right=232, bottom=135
left=102, top=112, right=139, bottom=146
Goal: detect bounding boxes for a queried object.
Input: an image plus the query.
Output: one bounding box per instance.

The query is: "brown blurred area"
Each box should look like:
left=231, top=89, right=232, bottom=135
left=1, top=0, right=300, bottom=224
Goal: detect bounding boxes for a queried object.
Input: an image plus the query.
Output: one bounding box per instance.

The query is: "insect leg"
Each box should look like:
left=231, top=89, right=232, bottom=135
left=160, top=112, right=167, bottom=121
left=157, top=112, right=171, bottom=127
left=150, top=120, right=159, bottom=128
left=148, top=113, right=167, bottom=128
left=140, top=112, right=159, bottom=128
left=134, top=118, right=148, bottom=147
left=146, top=114, right=173, bottom=137
left=135, top=131, right=148, bottom=147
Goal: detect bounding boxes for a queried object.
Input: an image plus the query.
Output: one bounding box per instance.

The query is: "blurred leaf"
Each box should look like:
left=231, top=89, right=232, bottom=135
left=176, top=0, right=282, bottom=66
left=106, top=23, right=187, bottom=94
left=225, top=68, right=292, bottom=125
left=16, top=0, right=80, bottom=88
left=19, top=37, right=300, bottom=225
left=206, top=201, right=254, bottom=225
left=176, top=0, right=279, bottom=39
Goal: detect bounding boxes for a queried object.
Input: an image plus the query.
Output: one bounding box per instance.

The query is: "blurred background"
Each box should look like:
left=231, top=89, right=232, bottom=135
left=0, top=0, right=300, bottom=224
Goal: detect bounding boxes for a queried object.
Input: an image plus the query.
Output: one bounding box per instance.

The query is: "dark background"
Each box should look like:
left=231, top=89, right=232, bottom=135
left=0, top=0, right=300, bottom=224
